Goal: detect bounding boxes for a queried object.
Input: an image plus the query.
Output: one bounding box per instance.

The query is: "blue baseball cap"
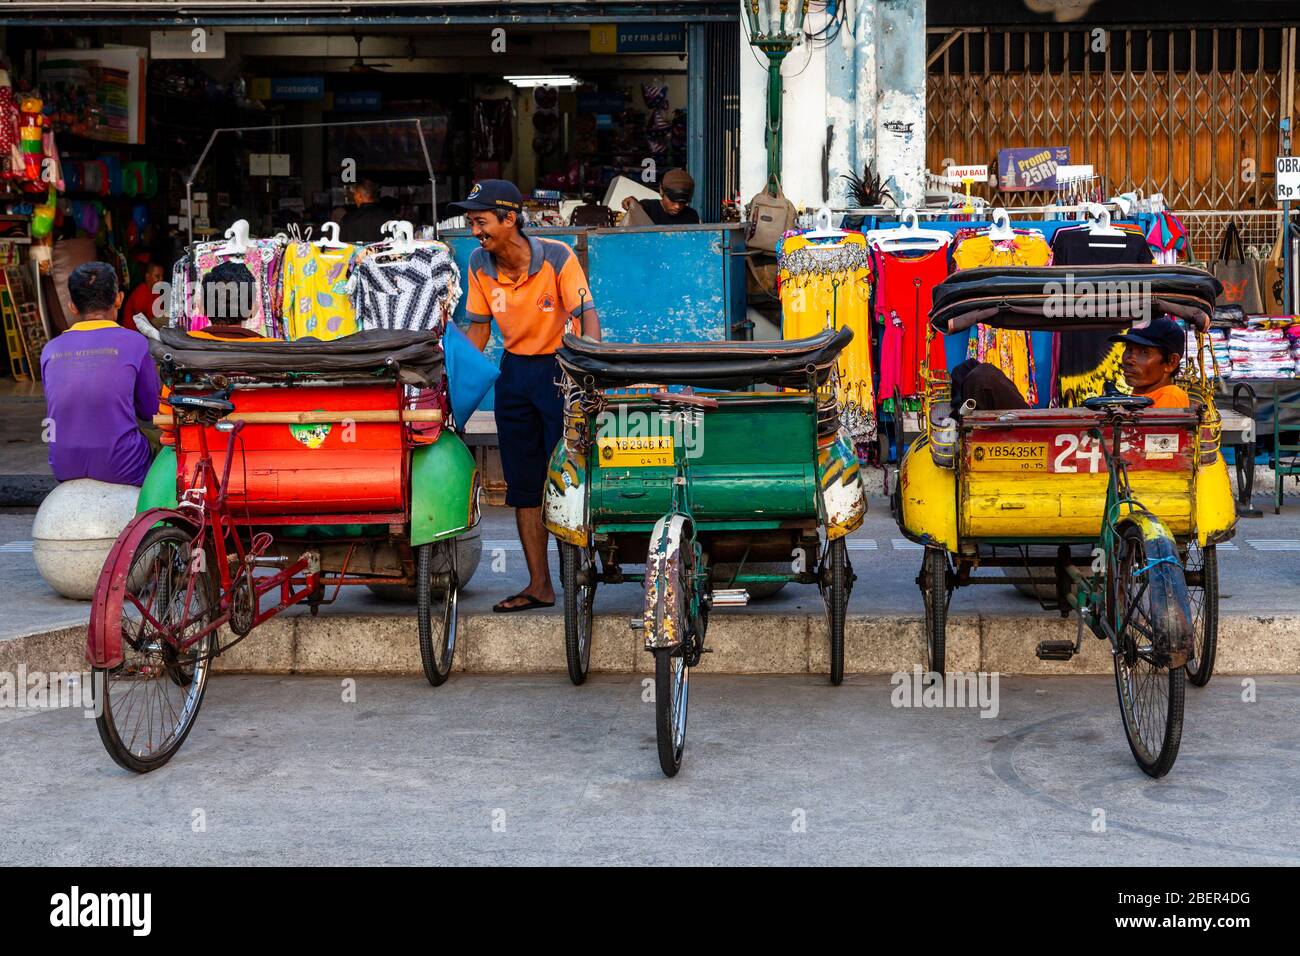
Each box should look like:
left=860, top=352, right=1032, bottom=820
left=1108, top=315, right=1186, bottom=354
left=449, top=179, right=524, bottom=215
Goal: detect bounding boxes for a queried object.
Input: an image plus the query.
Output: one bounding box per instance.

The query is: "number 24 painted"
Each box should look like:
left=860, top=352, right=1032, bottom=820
left=1053, top=433, right=1105, bottom=473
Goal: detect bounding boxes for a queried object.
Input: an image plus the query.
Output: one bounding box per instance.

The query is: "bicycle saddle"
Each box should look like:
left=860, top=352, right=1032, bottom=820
left=1081, top=393, right=1153, bottom=412
left=169, top=391, right=236, bottom=415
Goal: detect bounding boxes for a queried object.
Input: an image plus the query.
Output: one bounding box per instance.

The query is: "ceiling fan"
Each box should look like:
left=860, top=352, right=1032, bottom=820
left=347, top=34, right=392, bottom=73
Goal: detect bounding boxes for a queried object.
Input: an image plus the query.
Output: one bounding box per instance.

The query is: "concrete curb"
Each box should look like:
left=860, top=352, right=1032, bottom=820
left=2, top=612, right=1298, bottom=677
left=0, top=474, right=56, bottom=508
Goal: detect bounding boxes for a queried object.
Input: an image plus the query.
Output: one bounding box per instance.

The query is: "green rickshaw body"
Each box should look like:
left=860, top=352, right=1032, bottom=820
left=543, top=391, right=865, bottom=542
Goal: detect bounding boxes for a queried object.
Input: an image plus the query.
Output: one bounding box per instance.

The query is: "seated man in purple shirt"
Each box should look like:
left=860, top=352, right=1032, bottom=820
left=41, top=262, right=161, bottom=486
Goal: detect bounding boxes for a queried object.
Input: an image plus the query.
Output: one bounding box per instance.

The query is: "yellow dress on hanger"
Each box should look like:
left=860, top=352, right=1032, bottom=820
left=778, top=232, right=874, bottom=432
left=952, top=232, right=1052, bottom=404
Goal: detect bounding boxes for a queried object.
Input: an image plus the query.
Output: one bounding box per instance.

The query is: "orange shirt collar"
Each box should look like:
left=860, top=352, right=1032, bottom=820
left=68, top=319, right=119, bottom=331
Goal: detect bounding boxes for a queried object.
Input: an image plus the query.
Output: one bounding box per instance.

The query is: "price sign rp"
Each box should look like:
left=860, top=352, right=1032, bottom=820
left=1277, top=156, right=1300, bottom=201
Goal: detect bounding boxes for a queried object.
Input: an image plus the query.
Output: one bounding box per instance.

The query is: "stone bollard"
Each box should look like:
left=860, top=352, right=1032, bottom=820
left=32, top=479, right=139, bottom=600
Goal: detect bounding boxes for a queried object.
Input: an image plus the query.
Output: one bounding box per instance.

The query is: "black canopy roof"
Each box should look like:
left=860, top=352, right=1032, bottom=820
left=150, top=328, right=443, bottom=387
left=929, top=265, right=1221, bottom=334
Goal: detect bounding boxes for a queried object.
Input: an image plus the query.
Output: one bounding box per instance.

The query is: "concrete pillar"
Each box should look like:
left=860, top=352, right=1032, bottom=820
left=740, top=0, right=927, bottom=212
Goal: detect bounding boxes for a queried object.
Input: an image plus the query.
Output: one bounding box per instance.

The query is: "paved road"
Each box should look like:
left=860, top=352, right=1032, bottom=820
left=4, top=501, right=1300, bottom=641
left=1, top=673, right=1296, bottom=865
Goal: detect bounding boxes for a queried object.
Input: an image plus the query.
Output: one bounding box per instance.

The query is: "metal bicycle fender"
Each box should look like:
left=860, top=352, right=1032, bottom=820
left=1116, top=511, right=1194, bottom=669
left=87, top=508, right=200, bottom=669
left=643, top=513, right=691, bottom=651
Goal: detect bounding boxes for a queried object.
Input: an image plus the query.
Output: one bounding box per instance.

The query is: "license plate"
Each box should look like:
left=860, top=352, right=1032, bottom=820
left=969, top=441, right=1048, bottom=471
left=597, top=436, right=674, bottom=468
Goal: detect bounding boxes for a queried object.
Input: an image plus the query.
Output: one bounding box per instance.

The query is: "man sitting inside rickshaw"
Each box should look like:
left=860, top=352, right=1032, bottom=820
left=952, top=315, right=1189, bottom=413
left=192, top=261, right=278, bottom=342
left=1107, top=315, right=1189, bottom=409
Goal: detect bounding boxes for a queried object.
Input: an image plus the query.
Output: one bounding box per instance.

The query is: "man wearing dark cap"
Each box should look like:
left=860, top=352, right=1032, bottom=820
left=451, top=179, right=602, bottom=612
left=1109, top=315, right=1189, bottom=408
left=622, top=168, right=700, bottom=225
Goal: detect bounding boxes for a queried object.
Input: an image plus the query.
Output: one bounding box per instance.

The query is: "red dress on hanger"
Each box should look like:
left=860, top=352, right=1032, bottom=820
left=873, top=246, right=950, bottom=404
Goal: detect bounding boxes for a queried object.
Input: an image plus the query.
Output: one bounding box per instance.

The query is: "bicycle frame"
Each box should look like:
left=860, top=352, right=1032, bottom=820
left=165, top=410, right=322, bottom=659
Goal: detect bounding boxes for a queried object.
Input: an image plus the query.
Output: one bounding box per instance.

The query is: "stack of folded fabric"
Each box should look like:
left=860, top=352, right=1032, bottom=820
left=1227, top=326, right=1295, bottom=378
left=1289, top=325, right=1300, bottom=375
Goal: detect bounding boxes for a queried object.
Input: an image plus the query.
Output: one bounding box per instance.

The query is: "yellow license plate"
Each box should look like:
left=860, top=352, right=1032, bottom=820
left=597, top=436, right=674, bottom=468
left=969, top=442, right=1048, bottom=471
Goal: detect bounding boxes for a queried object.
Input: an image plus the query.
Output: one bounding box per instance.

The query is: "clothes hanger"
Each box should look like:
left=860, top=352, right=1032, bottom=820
left=373, top=220, right=417, bottom=262
left=802, top=206, right=848, bottom=241
left=1084, top=202, right=1124, bottom=237
left=313, top=220, right=349, bottom=252
left=986, top=207, right=1015, bottom=241
left=218, top=218, right=252, bottom=255
left=868, top=209, right=950, bottom=252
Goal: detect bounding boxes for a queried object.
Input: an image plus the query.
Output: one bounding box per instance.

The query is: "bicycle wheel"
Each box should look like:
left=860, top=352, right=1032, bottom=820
left=560, top=543, right=596, bottom=686
left=94, top=524, right=217, bottom=773
left=1183, top=541, right=1219, bottom=687
left=1112, top=525, right=1187, bottom=777
left=822, top=537, right=850, bottom=685
left=653, top=646, right=689, bottom=777
left=920, top=548, right=949, bottom=678
left=417, top=539, right=460, bottom=687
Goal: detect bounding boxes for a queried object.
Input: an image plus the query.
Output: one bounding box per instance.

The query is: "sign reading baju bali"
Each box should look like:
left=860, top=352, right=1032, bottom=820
left=997, top=147, right=1071, bottom=191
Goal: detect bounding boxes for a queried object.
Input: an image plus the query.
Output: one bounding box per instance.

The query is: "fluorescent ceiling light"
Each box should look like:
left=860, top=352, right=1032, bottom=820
left=504, top=75, right=580, bottom=89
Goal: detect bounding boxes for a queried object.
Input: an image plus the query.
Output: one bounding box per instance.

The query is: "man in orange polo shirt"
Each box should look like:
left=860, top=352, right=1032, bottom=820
left=453, top=179, right=601, bottom=612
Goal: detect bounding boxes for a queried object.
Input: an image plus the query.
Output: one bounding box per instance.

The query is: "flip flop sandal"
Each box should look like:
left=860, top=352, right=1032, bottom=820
left=493, top=592, right=556, bottom=613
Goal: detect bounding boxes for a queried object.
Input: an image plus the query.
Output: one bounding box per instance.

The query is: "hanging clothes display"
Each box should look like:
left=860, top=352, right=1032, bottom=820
left=1050, top=223, right=1155, bottom=406
left=348, top=240, right=461, bottom=333
left=952, top=229, right=1052, bottom=405
left=175, top=236, right=287, bottom=337
left=871, top=246, right=950, bottom=407
left=280, top=240, right=360, bottom=341
left=777, top=231, right=875, bottom=453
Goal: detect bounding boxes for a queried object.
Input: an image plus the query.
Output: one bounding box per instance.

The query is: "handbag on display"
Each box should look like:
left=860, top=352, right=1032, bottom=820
left=1209, top=221, right=1264, bottom=315
left=1258, top=228, right=1287, bottom=316
left=746, top=177, right=797, bottom=252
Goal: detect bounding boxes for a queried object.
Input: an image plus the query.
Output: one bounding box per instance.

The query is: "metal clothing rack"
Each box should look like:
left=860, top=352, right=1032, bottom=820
left=828, top=202, right=1124, bottom=218
left=185, top=117, right=438, bottom=246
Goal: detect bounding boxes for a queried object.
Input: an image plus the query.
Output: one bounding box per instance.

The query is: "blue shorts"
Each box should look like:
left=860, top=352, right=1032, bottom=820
left=495, top=351, right=563, bottom=509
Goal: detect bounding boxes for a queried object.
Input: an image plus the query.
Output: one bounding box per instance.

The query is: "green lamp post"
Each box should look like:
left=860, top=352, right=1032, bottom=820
left=744, top=0, right=809, bottom=192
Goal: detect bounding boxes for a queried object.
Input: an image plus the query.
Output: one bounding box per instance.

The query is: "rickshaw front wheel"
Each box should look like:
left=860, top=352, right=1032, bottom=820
left=823, top=538, right=850, bottom=686
left=417, top=540, right=460, bottom=687
left=560, top=543, right=596, bottom=686
left=1112, top=525, right=1186, bottom=778
left=921, top=548, right=950, bottom=679
left=94, top=524, right=217, bottom=773
left=653, top=647, right=689, bottom=777
left=1183, top=542, right=1219, bottom=687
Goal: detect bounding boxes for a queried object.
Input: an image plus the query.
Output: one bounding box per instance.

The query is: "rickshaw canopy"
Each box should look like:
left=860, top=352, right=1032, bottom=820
left=929, top=265, right=1221, bottom=335
left=556, top=327, right=854, bottom=390
left=150, top=328, right=444, bottom=387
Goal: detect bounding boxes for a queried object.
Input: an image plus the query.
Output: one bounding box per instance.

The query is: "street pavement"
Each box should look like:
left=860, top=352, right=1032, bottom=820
left=1, top=672, right=1295, bottom=865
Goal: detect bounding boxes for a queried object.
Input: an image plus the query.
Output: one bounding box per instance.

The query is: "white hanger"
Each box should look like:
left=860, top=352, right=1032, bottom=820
left=1084, top=202, right=1124, bottom=237
left=375, top=219, right=417, bottom=260
left=314, top=221, right=348, bottom=250
left=803, top=206, right=847, bottom=240
left=987, top=208, right=1015, bottom=241
left=868, top=209, right=950, bottom=252
left=218, top=218, right=252, bottom=255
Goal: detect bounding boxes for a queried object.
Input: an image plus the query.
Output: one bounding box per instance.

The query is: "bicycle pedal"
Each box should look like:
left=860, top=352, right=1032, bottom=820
left=628, top=617, right=644, bottom=630
left=711, top=588, right=749, bottom=607
left=1036, top=640, right=1076, bottom=661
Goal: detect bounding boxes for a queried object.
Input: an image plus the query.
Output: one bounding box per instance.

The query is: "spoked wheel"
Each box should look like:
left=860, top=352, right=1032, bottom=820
left=1112, top=525, right=1187, bottom=778
left=1183, top=540, right=1219, bottom=687
left=821, top=537, right=850, bottom=685
left=653, top=646, right=690, bottom=777
left=94, top=525, right=217, bottom=773
left=920, top=548, right=950, bottom=679
left=560, top=543, right=597, bottom=685
left=417, top=539, right=460, bottom=687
